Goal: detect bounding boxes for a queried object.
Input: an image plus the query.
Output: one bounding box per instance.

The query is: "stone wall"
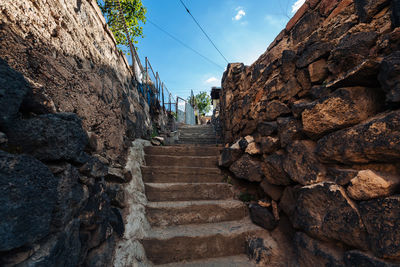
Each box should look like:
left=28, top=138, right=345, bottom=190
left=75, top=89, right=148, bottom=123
left=0, top=0, right=155, bottom=265
left=219, top=0, right=400, bottom=265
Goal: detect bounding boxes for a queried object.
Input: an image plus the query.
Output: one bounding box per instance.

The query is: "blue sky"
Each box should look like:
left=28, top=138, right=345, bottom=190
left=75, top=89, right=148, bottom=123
left=131, top=0, right=305, bottom=100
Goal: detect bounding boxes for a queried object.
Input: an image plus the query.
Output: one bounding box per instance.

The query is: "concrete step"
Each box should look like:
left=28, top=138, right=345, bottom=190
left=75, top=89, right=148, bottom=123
left=157, top=255, right=257, bottom=267
left=142, top=218, right=265, bottom=265
left=144, top=146, right=221, bottom=156
left=141, top=166, right=224, bottom=183
left=145, top=155, right=218, bottom=168
left=177, top=139, right=218, bottom=145
left=179, top=134, right=216, bottom=138
left=144, top=183, right=234, bottom=202
left=146, top=200, right=248, bottom=227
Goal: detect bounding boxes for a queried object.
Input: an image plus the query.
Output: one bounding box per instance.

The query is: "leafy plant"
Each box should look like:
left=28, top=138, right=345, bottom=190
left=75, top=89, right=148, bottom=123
left=97, top=0, right=146, bottom=47
left=188, top=91, right=211, bottom=116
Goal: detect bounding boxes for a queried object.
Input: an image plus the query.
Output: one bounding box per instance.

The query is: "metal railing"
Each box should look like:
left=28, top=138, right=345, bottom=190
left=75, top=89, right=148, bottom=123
left=111, top=0, right=195, bottom=123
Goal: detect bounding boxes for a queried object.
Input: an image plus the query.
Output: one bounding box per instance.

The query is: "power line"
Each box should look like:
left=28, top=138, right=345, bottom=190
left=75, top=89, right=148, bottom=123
left=178, top=0, right=229, bottom=64
left=146, top=18, right=225, bottom=70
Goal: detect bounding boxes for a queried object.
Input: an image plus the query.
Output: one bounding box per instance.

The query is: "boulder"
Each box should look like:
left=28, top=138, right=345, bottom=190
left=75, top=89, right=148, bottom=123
left=0, top=132, right=7, bottom=145
left=359, top=196, right=400, bottom=260
left=263, top=100, right=291, bottom=121
left=344, top=250, right=400, bottom=267
left=393, top=0, right=400, bottom=27
left=229, top=154, right=263, bottom=182
left=291, top=11, right=323, bottom=44
left=5, top=113, right=88, bottom=162
left=302, top=87, right=382, bottom=137
left=297, top=42, right=333, bottom=68
left=293, top=182, right=368, bottom=249
left=0, top=59, right=30, bottom=126
left=277, top=117, right=304, bottom=147
left=260, top=181, right=284, bottom=201
left=218, top=148, right=243, bottom=167
left=317, top=110, right=400, bottom=164
left=308, top=58, right=328, bottom=83
left=283, top=140, right=327, bottom=185
left=291, top=99, right=315, bottom=118
left=79, top=156, right=108, bottom=178
left=0, top=151, right=57, bottom=251
left=249, top=204, right=278, bottom=230
left=294, top=232, right=345, bottom=267
left=106, top=184, right=126, bottom=208
left=328, top=31, right=378, bottom=75
left=262, top=153, right=292, bottom=186
left=378, top=51, right=400, bottom=102
left=347, top=170, right=400, bottom=200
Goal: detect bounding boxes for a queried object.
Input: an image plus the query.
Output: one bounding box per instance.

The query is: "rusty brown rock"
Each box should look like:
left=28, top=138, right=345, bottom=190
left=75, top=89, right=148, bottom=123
left=259, top=136, right=280, bottom=154
left=302, top=87, right=382, bottom=137
left=229, top=154, right=263, bottom=182
left=379, top=51, right=400, bottom=103
left=263, top=100, right=291, bottom=121
left=277, top=117, right=304, bottom=148
left=283, top=140, right=327, bottom=185
left=219, top=148, right=243, bottom=167
left=317, top=110, right=400, bottom=164
left=347, top=170, right=400, bottom=200
left=293, top=182, right=369, bottom=250
left=308, top=58, right=328, bottom=84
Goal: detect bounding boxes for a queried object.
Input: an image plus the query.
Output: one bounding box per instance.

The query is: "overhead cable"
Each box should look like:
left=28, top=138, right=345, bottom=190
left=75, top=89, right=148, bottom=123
left=147, top=18, right=225, bottom=70
left=178, top=0, right=229, bottom=64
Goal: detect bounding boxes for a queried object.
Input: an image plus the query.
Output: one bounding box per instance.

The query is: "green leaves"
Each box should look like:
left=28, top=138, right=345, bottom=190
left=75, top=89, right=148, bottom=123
left=97, top=0, right=146, bottom=47
left=189, top=91, right=211, bottom=116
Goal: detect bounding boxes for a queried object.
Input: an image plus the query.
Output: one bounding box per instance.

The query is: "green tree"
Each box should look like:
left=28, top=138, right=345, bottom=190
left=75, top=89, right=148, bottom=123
left=97, top=0, right=146, bottom=47
left=189, top=91, right=211, bottom=116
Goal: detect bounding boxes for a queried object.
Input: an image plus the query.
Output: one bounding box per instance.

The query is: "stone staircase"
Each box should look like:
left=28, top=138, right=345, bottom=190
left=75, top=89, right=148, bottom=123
left=141, top=136, right=264, bottom=266
left=176, top=124, right=219, bottom=145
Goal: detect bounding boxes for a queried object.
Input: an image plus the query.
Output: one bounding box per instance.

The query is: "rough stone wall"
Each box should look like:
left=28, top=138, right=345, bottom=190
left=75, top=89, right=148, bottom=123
left=219, top=0, right=400, bottom=265
left=0, top=0, right=154, bottom=266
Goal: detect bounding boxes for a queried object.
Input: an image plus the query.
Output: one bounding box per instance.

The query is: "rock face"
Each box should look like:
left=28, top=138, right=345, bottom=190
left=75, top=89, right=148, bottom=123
left=0, top=151, right=57, bottom=251
left=0, top=0, right=157, bottom=266
left=229, top=154, right=263, bottom=182
left=218, top=0, right=399, bottom=265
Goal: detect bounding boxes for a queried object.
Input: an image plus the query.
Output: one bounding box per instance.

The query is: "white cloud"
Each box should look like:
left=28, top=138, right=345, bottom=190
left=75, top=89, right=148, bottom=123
left=205, top=77, right=218, bottom=84
left=233, top=8, right=246, bottom=21
left=291, top=0, right=306, bottom=13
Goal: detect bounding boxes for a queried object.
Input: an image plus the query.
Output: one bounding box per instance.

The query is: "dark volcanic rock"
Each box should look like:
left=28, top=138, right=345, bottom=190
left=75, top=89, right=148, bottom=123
left=229, top=154, right=263, bottom=182
left=326, top=167, right=358, bottom=185
left=249, top=204, right=278, bottom=230
left=52, top=164, right=87, bottom=229
left=219, top=148, right=243, bottom=167
left=283, top=140, right=327, bottom=185
left=297, top=42, right=333, bottom=68
left=259, top=136, right=280, bottom=154
left=262, top=153, right=292, bottom=186
left=344, top=250, right=400, bottom=267
left=79, top=156, right=108, bottom=178
left=17, top=220, right=81, bottom=267
left=359, top=196, right=400, bottom=260
left=0, top=59, right=30, bottom=126
left=328, top=31, right=378, bottom=75
left=294, top=232, right=345, bottom=267
left=291, top=11, right=323, bottom=44
left=317, top=110, right=400, bottom=164
left=5, top=113, right=88, bottom=162
left=0, top=151, right=57, bottom=251
left=279, top=185, right=301, bottom=220
left=302, top=87, right=382, bottom=137
left=393, top=0, right=400, bottom=27
left=263, top=100, right=290, bottom=121
left=293, top=182, right=368, bottom=249
left=379, top=51, right=400, bottom=102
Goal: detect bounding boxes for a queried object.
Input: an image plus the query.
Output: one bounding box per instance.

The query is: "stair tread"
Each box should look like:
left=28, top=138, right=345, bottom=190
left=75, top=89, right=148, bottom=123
left=145, top=217, right=263, bottom=240
left=145, top=182, right=230, bottom=187
left=146, top=199, right=245, bottom=209
left=156, top=254, right=256, bottom=267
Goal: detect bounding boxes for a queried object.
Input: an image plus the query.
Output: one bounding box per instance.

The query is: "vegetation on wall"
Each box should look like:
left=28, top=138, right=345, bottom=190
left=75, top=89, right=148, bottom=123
left=189, top=91, right=212, bottom=116
left=97, top=0, right=147, bottom=47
